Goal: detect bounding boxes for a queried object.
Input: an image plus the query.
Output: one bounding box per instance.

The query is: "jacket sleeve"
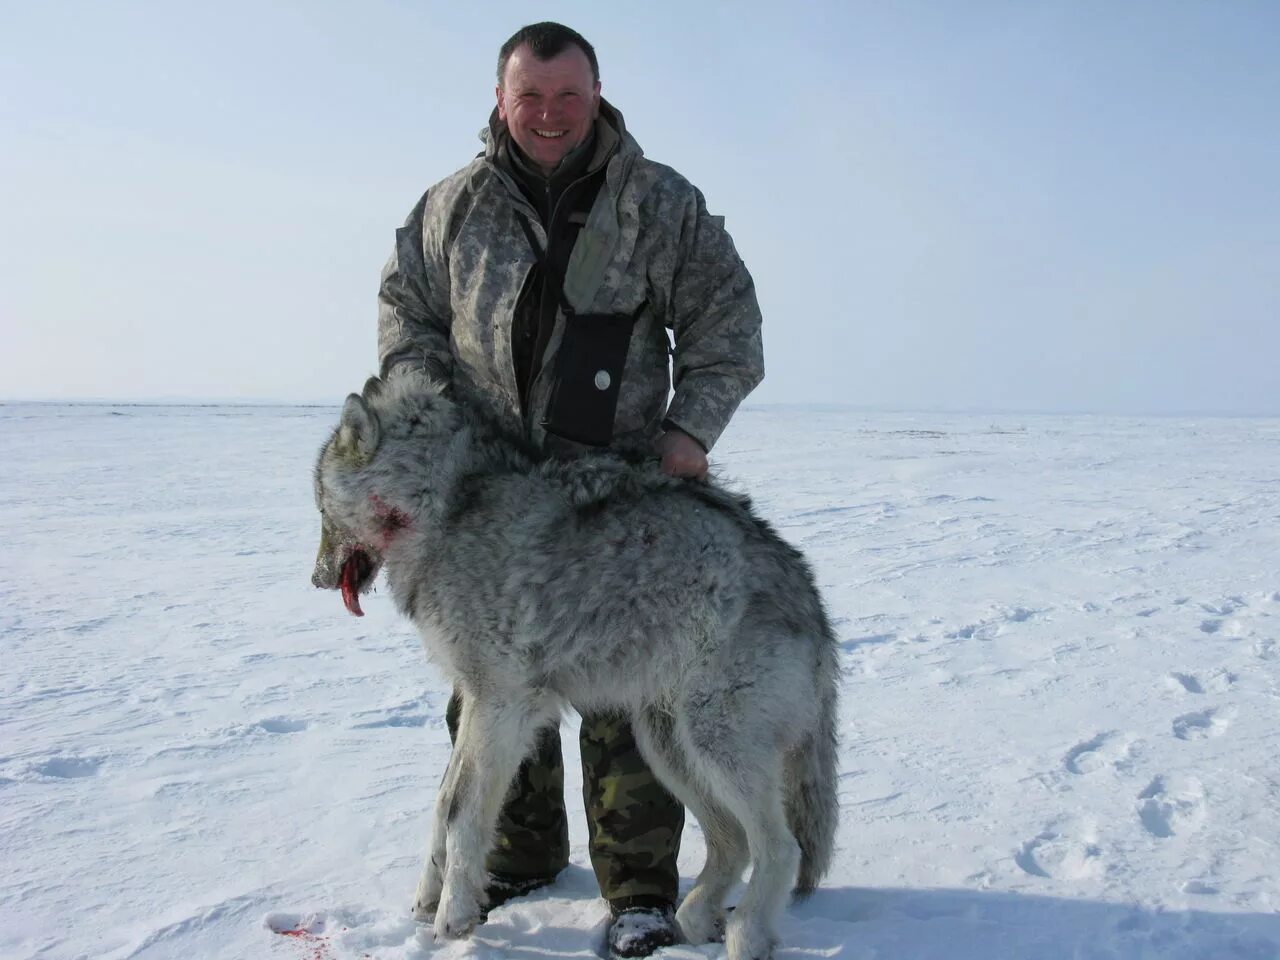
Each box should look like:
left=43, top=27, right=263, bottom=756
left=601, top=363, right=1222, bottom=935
left=662, top=188, right=765, bottom=452
left=377, top=190, right=454, bottom=385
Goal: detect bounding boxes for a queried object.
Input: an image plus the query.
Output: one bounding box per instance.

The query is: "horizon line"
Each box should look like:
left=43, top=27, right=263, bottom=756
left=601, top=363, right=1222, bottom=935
left=2, top=397, right=1278, bottom=421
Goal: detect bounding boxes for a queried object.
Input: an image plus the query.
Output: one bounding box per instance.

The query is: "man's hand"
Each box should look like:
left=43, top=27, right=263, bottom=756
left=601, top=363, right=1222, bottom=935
left=655, top=428, right=708, bottom=480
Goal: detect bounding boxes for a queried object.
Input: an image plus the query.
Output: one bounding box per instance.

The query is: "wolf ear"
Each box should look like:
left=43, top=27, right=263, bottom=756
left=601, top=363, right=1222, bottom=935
left=361, top=376, right=385, bottom=402
left=336, top=393, right=382, bottom=463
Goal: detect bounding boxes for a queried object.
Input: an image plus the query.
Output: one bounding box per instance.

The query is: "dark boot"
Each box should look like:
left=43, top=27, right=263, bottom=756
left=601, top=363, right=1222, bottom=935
left=481, top=871, right=559, bottom=919
left=606, top=897, right=680, bottom=958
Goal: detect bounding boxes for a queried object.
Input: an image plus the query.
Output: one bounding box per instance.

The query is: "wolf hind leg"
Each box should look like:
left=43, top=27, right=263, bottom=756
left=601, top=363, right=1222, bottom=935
left=632, top=705, right=747, bottom=945
left=679, top=713, right=799, bottom=960
left=720, top=780, right=797, bottom=960
left=432, top=695, right=546, bottom=939
left=675, top=802, right=747, bottom=944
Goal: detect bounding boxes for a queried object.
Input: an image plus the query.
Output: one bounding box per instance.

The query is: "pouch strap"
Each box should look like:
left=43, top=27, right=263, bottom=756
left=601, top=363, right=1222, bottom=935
left=515, top=212, right=545, bottom=263
left=515, top=212, right=580, bottom=318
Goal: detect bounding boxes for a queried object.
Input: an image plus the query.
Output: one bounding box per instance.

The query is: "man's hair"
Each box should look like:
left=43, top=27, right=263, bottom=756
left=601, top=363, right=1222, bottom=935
left=497, top=22, right=599, bottom=85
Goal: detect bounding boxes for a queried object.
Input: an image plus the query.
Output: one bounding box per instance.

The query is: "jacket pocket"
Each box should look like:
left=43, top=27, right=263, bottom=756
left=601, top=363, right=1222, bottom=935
left=541, top=309, right=642, bottom=447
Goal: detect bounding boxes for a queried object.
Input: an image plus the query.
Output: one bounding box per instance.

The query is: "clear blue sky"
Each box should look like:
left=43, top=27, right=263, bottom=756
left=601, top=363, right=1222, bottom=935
left=2, top=1, right=1277, bottom=414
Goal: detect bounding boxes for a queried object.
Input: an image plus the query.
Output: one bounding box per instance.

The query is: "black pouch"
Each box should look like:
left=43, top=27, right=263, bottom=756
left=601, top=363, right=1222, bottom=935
left=542, top=303, right=645, bottom=447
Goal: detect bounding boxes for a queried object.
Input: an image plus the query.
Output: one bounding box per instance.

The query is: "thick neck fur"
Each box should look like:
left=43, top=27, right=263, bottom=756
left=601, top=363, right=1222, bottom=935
left=356, top=378, right=539, bottom=617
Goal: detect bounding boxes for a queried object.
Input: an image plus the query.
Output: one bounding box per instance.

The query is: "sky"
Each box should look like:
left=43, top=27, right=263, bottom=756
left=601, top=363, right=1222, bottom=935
left=2, top=1, right=1277, bottom=415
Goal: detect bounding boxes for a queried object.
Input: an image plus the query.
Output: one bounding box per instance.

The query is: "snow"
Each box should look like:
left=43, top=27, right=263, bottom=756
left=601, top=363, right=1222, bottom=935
left=3, top=402, right=1278, bottom=960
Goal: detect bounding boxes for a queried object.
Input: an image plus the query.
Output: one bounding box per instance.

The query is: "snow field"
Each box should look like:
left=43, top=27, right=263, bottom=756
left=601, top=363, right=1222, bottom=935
left=2, top=404, right=1277, bottom=959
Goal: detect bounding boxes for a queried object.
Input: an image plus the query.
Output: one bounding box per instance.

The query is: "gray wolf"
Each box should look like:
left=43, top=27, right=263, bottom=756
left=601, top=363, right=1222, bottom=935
left=311, top=373, right=839, bottom=960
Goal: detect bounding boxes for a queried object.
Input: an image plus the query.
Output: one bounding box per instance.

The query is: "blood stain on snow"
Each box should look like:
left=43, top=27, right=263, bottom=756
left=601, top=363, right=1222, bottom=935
left=273, top=926, right=368, bottom=960
left=274, top=926, right=332, bottom=960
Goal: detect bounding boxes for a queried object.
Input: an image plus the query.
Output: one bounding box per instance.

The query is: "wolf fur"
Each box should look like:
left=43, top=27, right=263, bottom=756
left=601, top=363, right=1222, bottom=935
left=311, top=372, right=839, bottom=960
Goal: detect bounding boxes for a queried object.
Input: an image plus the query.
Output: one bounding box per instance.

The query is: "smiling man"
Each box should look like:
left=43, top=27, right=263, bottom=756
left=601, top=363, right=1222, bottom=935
left=377, top=21, right=765, bottom=958
left=497, top=41, right=597, bottom=177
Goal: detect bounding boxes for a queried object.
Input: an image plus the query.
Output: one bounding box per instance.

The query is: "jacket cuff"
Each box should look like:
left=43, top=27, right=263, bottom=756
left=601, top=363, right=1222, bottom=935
left=661, top=418, right=708, bottom=453
left=662, top=387, right=742, bottom=452
left=380, top=350, right=452, bottom=389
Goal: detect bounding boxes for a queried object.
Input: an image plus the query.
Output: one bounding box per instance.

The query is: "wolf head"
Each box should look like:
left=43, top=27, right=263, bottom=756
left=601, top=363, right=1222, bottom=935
left=311, top=371, right=451, bottom=616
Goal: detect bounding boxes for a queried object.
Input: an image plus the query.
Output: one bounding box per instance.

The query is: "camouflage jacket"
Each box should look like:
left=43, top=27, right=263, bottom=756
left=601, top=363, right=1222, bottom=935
left=376, top=100, right=764, bottom=454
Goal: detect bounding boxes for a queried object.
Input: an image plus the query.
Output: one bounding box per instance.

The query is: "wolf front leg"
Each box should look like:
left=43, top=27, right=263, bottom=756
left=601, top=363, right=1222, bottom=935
left=432, top=695, right=542, bottom=939
left=412, top=746, right=460, bottom=922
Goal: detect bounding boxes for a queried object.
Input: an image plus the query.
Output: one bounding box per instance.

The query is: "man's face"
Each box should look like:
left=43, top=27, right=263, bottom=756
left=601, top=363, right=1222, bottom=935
left=496, top=43, right=601, bottom=177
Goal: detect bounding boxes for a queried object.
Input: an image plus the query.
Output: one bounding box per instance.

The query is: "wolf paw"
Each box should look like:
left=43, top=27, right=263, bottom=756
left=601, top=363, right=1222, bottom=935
left=434, top=888, right=482, bottom=940
left=675, top=900, right=725, bottom=944
left=411, top=896, right=437, bottom=924
left=413, top=857, right=444, bottom=923
left=726, top=913, right=775, bottom=960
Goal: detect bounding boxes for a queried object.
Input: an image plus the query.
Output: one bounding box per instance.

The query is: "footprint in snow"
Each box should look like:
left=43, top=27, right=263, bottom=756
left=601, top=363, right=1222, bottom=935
left=1063, top=732, right=1134, bottom=775
left=1166, top=670, right=1235, bottom=695
left=1137, top=775, right=1206, bottom=838
left=1172, top=707, right=1233, bottom=741
left=27, top=756, right=104, bottom=780
left=1200, top=618, right=1249, bottom=638
left=350, top=698, right=437, bottom=730
left=1204, top=669, right=1238, bottom=692
left=1182, top=879, right=1220, bottom=895
left=352, top=713, right=431, bottom=730
left=256, top=717, right=309, bottom=734
left=840, top=632, right=896, bottom=651
left=1167, top=673, right=1204, bottom=694
left=1014, top=830, right=1104, bottom=880
left=946, top=608, right=1040, bottom=641
left=1200, top=596, right=1246, bottom=616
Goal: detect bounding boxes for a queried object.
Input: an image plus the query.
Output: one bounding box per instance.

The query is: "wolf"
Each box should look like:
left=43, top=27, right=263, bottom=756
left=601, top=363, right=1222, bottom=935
left=311, top=372, right=839, bottom=960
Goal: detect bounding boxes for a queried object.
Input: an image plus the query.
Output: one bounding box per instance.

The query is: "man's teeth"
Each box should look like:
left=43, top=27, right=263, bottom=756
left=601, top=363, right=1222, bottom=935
left=534, top=130, right=566, bottom=138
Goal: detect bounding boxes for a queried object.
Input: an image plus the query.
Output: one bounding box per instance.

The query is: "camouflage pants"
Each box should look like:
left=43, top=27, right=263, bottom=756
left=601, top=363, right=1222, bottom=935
left=445, top=691, right=684, bottom=904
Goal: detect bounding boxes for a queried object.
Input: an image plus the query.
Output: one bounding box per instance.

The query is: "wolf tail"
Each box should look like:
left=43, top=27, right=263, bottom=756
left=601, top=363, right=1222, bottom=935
left=786, top=620, right=840, bottom=895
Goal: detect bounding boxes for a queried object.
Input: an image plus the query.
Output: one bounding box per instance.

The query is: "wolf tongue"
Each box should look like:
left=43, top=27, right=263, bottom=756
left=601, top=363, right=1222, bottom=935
left=340, top=557, right=364, bottom=617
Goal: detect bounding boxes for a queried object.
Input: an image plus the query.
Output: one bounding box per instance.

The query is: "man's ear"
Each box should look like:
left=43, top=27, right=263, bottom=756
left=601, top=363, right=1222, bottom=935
left=336, top=393, right=381, bottom=463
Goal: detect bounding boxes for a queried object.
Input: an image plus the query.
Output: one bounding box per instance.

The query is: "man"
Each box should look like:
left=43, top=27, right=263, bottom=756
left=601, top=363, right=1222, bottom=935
left=376, top=22, right=764, bottom=958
